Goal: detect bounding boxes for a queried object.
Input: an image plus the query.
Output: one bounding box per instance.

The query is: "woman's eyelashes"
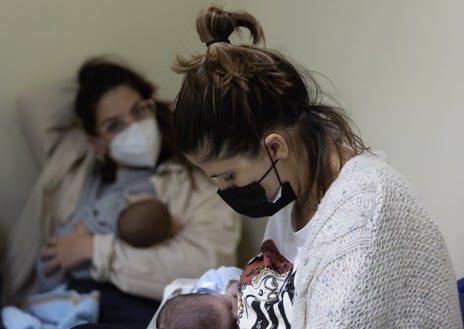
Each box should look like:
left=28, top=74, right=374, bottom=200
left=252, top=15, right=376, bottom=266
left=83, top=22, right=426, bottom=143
left=104, top=119, right=125, bottom=134
left=224, top=173, right=235, bottom=182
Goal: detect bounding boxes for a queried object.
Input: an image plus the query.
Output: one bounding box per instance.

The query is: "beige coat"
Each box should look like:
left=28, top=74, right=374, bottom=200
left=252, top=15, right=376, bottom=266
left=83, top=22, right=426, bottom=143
left=4, top=80, right=241, bottom=305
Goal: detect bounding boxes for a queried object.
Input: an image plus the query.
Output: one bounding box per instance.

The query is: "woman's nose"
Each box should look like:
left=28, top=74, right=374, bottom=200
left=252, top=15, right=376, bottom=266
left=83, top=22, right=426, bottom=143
left=216, top=178, right=237, bottom=191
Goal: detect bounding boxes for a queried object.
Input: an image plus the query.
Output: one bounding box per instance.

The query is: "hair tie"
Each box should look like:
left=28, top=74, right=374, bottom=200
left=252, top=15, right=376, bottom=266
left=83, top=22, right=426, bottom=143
left=206, top=39, right=230, bottom=47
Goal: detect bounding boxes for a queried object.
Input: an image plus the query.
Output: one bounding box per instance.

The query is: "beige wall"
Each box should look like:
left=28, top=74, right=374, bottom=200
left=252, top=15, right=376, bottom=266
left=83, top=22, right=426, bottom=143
left=1, top=1, right=463, bottom=277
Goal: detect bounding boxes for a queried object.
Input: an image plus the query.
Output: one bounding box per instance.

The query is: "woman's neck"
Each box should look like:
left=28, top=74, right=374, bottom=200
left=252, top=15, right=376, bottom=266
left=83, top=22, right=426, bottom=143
left=292, top=200, right=317, bottom=231
left=292, top=145, right=353, bottom=231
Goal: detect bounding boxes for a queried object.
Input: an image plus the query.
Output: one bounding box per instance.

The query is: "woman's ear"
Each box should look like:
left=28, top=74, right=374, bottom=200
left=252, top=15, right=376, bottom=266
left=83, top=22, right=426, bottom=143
left=264, top=133, right=289, bottom=160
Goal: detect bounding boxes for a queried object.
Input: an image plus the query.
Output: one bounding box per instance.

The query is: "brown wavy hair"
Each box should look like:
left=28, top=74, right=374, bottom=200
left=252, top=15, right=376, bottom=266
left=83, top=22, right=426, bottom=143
left=173, top=6, right=369, bottom=204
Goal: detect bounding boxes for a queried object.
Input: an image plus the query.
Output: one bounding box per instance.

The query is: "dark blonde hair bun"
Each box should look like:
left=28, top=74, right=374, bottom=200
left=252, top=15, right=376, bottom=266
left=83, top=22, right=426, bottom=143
left=196, top=6, right=264, bottom=47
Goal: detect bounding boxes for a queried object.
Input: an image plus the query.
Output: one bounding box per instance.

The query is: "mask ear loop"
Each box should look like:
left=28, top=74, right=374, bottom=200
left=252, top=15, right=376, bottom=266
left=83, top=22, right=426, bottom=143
left=260, top=143, right=283, bottom=185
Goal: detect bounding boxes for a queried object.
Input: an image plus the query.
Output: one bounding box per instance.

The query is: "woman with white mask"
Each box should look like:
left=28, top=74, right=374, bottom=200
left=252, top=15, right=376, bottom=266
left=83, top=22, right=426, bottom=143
left=3, top=57, right=241, bottom=328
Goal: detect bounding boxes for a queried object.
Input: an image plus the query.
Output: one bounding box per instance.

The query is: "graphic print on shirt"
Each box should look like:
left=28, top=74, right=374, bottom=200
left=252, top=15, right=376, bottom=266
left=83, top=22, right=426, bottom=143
left=238, top=239, right=295, bottom=329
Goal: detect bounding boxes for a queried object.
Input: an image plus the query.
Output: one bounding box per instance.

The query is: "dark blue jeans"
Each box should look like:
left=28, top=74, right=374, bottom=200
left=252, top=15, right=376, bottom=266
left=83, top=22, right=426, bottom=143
left=458, top=278, right=464, bottom=324
left=68, top=279, right=160, bottom=329
left=0, top=272, right=3, bottom=329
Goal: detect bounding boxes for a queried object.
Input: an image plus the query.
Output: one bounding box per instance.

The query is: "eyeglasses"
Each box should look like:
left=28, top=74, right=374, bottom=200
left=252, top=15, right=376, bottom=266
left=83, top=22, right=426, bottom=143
left=99, top=98, right=156, bottom=137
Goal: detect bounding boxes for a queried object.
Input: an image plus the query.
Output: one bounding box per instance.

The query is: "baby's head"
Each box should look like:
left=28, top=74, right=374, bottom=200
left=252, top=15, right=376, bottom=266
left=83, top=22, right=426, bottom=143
left=118, top=199, right=171, bottom=248
left=156, top=293, right=238, bottom=329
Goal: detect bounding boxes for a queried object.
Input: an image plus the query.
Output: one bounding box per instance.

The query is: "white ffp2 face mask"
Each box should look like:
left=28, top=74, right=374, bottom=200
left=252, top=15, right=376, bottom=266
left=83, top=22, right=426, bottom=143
left=109, top=118, right=162, bottom=168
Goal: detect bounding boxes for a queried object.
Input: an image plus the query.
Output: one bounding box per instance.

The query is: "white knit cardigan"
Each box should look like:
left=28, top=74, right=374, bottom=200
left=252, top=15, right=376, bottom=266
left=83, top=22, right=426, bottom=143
left=293, top=152, right=462, bottom=328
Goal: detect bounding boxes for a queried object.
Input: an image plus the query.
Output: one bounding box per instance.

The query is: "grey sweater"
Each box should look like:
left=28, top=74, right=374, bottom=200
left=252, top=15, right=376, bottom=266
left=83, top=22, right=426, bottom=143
left=294, top=152, right=462, bottom=328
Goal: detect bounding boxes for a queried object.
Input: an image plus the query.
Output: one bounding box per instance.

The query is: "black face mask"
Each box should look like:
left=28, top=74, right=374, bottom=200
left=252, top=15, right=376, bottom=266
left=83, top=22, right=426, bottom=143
left=217, top=150, right=297, bottom=218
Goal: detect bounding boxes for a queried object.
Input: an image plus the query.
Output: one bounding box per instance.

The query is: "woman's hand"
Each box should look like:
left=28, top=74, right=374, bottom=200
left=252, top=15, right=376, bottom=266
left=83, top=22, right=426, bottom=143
left=41, top=221, right=94, bottom=281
